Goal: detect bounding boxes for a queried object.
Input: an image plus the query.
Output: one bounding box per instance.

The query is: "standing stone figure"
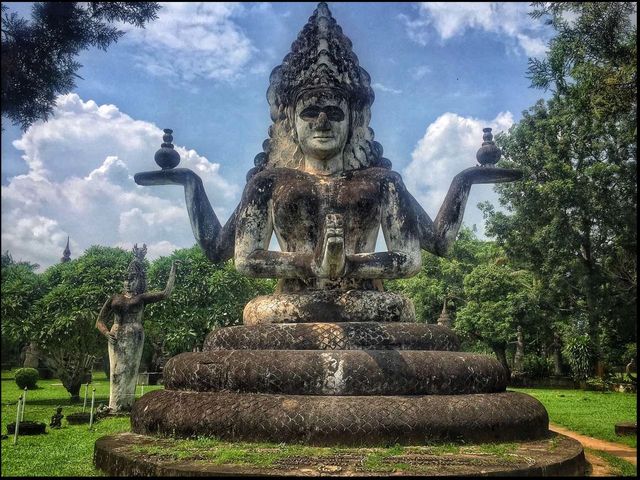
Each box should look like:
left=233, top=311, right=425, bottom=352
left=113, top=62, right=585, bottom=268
left=95, top=244, right=178, bottom=413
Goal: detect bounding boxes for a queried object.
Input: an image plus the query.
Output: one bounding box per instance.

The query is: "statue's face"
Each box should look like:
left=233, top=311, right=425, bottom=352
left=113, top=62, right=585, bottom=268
left=124, top=275, right=144, bottom=295
left=295, top=91, right=349, bottom=161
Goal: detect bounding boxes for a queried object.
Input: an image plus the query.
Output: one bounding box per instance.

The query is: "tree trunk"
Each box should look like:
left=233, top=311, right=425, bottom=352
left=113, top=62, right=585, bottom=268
left=58, top=364, right=90, bottom=402
left=62, top=377, right=82, bottom=402
left=552, top=346, right=563, bottom=376
left=513, top=327, right=524, bottom=373
left=492, top=344, right=511, bottom=379
left=580, top=219, right=600, bottom=375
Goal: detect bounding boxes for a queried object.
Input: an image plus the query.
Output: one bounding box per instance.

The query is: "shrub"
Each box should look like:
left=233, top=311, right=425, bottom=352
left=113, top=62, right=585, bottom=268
left=585, top=376, right=612, bottom=391
left=522, top=354, right=553, bottom=379
left=562, top=334, right=595, bottom=381
left=14, top=367, right=39, bottom=389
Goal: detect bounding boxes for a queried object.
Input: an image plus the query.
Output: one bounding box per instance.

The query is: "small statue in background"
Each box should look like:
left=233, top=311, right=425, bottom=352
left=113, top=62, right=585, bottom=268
left=95, top=244, right=178, bottom=413
left=95, top=403, right=111, bottom=420
left=49, top=407, right=64, bottom=428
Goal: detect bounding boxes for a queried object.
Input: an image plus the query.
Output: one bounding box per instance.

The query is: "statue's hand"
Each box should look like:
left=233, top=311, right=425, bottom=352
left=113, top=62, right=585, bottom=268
left=456, top=166, right=523, bottom=185
left=315, top=214, right=346, bottom=279
left=106, top=331, right=118, bottom=346
left=134, top=168, right=199, bottom=187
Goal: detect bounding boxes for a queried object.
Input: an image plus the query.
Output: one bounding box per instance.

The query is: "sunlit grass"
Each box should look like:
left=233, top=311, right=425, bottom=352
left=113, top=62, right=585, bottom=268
left=1, top=369, right=162, bottom=477
left=509, top=387, right=637, bottom=448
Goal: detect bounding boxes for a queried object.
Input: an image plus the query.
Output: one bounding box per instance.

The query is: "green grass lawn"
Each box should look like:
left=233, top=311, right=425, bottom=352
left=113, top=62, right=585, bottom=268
left=1, top=369, right=163, bottom=477
left=2, top=369, right=637, bottom=477
left=510, top=387, right=637, bottom=448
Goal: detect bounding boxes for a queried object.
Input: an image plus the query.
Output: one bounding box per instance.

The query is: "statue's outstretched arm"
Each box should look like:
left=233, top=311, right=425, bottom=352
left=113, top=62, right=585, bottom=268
left=141, top=261, right=179, bottom=304
left=411, top=166, right=522, bottom=256
left=134, top=169, right=235, bottom=263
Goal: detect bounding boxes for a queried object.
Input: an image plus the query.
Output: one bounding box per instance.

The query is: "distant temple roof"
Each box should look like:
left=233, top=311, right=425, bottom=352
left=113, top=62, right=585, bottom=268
left=61, top=236, right=71, bottom=263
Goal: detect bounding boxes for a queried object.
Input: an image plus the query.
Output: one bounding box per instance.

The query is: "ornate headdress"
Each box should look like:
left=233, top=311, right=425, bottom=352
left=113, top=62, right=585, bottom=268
left=251, top=2, right=390, bottom=175
left=127, top=243, right=147, bottom=294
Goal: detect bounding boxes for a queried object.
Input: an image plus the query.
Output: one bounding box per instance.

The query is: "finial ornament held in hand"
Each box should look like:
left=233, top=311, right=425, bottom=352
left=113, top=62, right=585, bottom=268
left=154, top=128, right=181, bottom=169
left=476, top=127, right=501, bottom=166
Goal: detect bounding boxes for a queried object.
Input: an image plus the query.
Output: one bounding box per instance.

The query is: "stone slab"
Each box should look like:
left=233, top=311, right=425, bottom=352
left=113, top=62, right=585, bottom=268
left=163, top=350, right=507, bottom=395
left=94, top=431, right=587, bottom=476
left=615, top=422, right=637, bottom=436
left=131, top=390, right=548, bottom=445
left=204, top=322, right=460, bottom=351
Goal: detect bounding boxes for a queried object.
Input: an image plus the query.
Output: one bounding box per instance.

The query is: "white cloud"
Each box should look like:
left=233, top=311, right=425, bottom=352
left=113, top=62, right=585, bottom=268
left=410, top=65, right=432, bottom=80
left=1, top=94, right=240, bottom=270
left=400, top=3, right=551, bottom=57
left=121, top=2, right=257, bottom=85
left=403, top=111, right=514, bottom=238
left=372, top=83, right=403, bottom=95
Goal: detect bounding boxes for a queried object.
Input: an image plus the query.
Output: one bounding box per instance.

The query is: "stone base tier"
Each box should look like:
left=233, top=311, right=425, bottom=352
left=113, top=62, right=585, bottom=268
left=204, top=322, right=460, bottom=351
left=243, top=290, right=415, bottom=325
left=163, top=350, right=507, bottom=395
left=131, top=390, right=548, bottom=446
left=94, top=431, right=587, bottom=477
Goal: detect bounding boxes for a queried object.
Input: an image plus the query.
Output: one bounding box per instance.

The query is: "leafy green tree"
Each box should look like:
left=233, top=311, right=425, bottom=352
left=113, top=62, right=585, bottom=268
left=145, top=246, right=275, bottom=358
left=31, top=246, right=132, bottom=400
left=483, top=2, right=637, bottom=372
left=1, top=252, right=45, bottom=366
left=388, top=227, right=499, bottom=323
left=1, top=2, right=160, bottom=130
left=455, top=262, right=541, bottom=377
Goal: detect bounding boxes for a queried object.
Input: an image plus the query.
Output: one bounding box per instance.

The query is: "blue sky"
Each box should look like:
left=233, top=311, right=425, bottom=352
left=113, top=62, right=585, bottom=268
left=1, top=2, right=555, bottom=270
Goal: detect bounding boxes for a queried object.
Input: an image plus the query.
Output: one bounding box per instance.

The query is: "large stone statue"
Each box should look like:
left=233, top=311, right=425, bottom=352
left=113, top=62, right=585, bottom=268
left=129, top=3, right=545, bottom=445
left=95, top=244, right=177, bottom=412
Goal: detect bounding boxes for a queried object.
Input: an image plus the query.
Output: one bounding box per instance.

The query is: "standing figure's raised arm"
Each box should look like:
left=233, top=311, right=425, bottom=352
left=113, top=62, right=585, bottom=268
left=141, top=261, right=179, bottom=304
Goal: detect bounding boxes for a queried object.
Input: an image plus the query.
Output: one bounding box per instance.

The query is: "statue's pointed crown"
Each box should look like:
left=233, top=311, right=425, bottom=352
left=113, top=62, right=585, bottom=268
left=267, top=2, right=374, bottom=116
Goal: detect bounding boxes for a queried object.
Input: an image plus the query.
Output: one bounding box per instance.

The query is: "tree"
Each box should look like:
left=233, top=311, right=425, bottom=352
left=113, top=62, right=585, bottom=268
left=455, top=262, right=542, bottom=378
left=1, top=2, right=160, bottom=130
left=1, top=252, right=45, bottom=367
left=145, top=246, right=275, bottom=359
left=31, top=246, right=132, bottom=400
left=483, top=2, right=637, bottom=373
left=388, top=227, right=499, bottom=323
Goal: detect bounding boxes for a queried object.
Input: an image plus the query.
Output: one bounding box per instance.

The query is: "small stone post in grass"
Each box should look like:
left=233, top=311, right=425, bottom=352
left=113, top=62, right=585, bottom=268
left=13, top=396, right=22, bottom=445
left=89, top=387, right=96, bottom=429
left=21, top=387, right=27, bottom=422
left=82, top=382, right=90, bottom=413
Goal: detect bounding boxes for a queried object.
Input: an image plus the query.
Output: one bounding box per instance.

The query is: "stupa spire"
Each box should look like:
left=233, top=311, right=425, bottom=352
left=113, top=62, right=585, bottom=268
left=61, top=236, right=71, bottom=263
left=437, top=297, right=452, bottom=328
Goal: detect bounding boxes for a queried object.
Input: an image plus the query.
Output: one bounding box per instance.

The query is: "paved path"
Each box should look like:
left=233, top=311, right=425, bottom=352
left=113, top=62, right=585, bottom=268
left=549, top=422, right=637, bottom=476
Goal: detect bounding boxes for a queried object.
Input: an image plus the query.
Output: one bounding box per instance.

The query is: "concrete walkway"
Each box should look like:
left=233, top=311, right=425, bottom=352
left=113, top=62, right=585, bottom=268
left=549, top=422, right=637, bottom=476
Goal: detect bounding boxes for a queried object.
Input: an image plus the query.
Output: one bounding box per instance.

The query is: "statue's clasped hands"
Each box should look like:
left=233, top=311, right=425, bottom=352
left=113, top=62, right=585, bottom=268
left=314, top=213, right=346, bottom=279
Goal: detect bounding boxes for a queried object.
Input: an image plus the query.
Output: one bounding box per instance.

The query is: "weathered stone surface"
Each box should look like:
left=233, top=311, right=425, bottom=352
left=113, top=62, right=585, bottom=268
left=615, top=422, right=637, bottom=436
left=243, top=290, right=416, bottom=325
left=95, top=431, right=587, bottom=477
left=131, top=390, right=548, bottom=445
left=120, top=2, right=541, bottom=469
left=163, top=350, right=506, bottom=395
left=204, top=322, right=460, bottom=351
